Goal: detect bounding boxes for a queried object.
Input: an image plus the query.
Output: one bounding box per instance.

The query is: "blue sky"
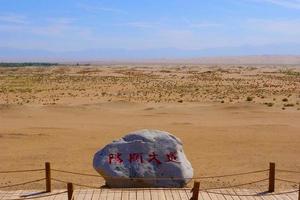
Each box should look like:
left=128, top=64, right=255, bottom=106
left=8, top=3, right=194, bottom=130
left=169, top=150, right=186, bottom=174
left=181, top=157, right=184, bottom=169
left=0, top=0, right=300, bottom=58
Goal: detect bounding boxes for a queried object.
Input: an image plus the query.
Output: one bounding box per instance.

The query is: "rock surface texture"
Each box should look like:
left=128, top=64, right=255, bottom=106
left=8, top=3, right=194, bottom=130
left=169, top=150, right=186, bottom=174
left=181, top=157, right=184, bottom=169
left=93, top=129, right=193, bottom=188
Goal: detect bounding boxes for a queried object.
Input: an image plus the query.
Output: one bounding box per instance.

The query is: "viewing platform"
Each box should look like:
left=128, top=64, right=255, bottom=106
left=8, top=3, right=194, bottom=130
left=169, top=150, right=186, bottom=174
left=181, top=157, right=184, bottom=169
left=0, top=188, right=299, bottom=200
left=0, top=162, right=299, bottom=200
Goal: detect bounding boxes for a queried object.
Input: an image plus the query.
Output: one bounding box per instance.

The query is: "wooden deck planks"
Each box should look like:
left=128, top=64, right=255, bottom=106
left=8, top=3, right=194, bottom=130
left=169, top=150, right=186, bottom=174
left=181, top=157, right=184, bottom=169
left=76, top=188, right=87, bottom=200
left=143, top=189, right=151, bottom=200
left=0, top=191, right=15, bottom=200
left=158, top=189, right=167, bottom=200
left=171, top=189, right=182, bottom=200
left=224, top=188, right=242, bottom=200
left=206, top=190, right=221, bottom=200
left=121, top=189, right=129, bottom=200
left=136, top=190, right=143, bottom=200
left=215, top=189, right=234, bottom=200
left=150, top=189, right=158, bottom=200
left=107, top=189, right=116, bottom=200
left=91, top=188, right=101, bottom=200
left=99, top=188, right=108, bottom=200
left=213, top=189, right=229, bottom=200
left=129, top=189, right=137, bottom=200
left=238, top=188, right=257, bottom=200
left=0, top=189, right=298, bottom=200
left=54, top=190, right=68, bottom=200
left=1, top=190, right=22, bottom=200
left=239, top=189, right=259, bottom=200
left=286, top=190, right=298, bottom=200
left=200, top=189, right=213, bottom=200
left=164, top=189, right=174, bottom=200
left=112, top=189, right=122, bottom=200
left=178, top=189, right=189, bottom=200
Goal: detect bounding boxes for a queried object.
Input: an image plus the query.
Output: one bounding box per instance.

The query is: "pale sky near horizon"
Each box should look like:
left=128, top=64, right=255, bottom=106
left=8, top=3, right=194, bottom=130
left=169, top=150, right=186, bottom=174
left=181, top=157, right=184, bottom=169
left=0, top=0, right=300, bottom=54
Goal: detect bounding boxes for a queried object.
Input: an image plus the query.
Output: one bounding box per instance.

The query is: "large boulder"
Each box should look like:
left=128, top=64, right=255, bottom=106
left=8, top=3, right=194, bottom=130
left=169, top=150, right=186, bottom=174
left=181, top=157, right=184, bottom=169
left=93, top=129, right=193, bottom=188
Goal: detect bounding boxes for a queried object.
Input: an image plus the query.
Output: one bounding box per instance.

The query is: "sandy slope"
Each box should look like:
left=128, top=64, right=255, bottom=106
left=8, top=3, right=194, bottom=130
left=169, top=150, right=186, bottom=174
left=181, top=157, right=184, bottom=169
left=0, top=102, right=299, bottom=189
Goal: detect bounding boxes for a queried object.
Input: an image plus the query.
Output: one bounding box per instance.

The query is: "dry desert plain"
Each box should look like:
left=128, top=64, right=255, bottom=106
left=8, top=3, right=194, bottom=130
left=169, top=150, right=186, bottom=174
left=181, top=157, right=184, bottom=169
left=0, top=65, right=300, bottom=189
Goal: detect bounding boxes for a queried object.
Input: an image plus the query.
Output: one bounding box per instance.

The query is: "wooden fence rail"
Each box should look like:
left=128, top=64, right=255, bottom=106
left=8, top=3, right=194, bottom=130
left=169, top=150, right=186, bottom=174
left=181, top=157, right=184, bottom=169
left=0, top=161, right=299, bottom=200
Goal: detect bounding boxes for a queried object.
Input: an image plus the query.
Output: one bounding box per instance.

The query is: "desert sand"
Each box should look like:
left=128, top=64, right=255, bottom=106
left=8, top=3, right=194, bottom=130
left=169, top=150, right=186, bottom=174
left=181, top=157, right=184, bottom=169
left=0, top=65, right=299, bottom=189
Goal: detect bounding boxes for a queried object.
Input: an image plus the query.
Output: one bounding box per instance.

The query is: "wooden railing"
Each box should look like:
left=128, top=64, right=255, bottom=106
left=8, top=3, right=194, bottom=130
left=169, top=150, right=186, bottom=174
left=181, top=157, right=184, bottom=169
left=0, top=162, right=299, bottom=200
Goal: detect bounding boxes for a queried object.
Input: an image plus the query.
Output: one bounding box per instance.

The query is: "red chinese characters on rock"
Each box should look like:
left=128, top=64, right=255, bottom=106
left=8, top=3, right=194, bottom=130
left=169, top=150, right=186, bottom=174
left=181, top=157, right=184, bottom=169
left=129, top=153, right=143, bottom=163
left=108, top=152, right=179, bottom=165
left=166, top=152, right=179, bottom=163
left=108, top=153, right=123, bottom=164
left=148, top=152, right=162, bottom=165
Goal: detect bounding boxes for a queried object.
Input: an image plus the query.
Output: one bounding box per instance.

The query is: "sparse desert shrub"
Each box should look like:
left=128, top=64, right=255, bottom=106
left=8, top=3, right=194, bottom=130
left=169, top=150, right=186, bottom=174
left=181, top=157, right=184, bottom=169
left=280, top=69, right=300, bottom=76
left=160, top=70, right=171, bottom=73
left=264, top=102, right=274, bottom=107
left=221, top=100, right=225, bottom=103
left=284, top=103, right=294, bottom=107
left=246, top=96, right=253, bottom=101
left=178, top=100, right=183, bottom=103
left=282, top=98, right=288, bottom=102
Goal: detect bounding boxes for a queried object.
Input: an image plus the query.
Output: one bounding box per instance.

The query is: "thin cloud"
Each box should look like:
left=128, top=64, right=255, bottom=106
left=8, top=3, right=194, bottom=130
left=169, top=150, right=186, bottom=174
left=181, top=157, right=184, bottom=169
left=77, top=3, right=127, bottom=14
left=0, top=24, right=23, bottom=32
left=189, top=22, right=222, bottom=28
left=46, top=17, right=75, bottom=25
left=116, top=21, right=160, bottom=29
left=0, top=13, right=28, bottom=24
left=0, top=16, right=92, bottom=39
left=118, top=19, right=221, bottom=30
left=30, top=19, right=92, bottom=37
left=248, top=18, right=300, bottom=34
left=183, top=18, right=222, bottom=28
left=253, top=0, right=300, bottom=9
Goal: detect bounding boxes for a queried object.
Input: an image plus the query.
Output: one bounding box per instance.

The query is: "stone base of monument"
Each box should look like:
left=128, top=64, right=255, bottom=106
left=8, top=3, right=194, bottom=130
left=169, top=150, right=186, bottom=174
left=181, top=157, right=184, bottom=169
left=93, top=129, right=194, bottom=188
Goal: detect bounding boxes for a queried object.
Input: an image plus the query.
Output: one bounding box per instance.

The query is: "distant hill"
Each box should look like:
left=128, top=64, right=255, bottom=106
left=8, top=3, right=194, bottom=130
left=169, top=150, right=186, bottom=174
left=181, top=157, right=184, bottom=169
left=167, top=55, right=300, bottom=65
left=84, top=55, right=300, bottom=65
left=1, top=44, right=300, bottom=64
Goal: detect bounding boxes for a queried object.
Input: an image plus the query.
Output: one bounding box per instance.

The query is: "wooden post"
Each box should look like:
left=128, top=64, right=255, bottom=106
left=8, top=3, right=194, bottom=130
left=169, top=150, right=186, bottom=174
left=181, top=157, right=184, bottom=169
left=298, top=184, right=300, bottom=200
left=191, top=181, right=200, bottom=200
left=268, top=162, right=275, bottom=193
left=45, top=162, right=51, bottom=192
left=67, top=182, right=74, bottom=200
